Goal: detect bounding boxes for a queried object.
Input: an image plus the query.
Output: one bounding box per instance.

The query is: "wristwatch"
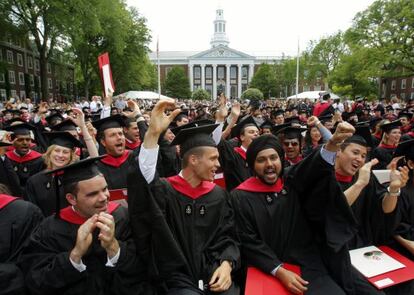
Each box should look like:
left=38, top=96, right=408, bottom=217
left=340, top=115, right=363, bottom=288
left=387, top=186, right=401, bottom=197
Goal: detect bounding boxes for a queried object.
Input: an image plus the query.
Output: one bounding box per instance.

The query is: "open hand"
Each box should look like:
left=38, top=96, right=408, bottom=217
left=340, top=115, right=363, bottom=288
left=70, top=214, right=98, bottom=263
left=209, top=261, right=232, bottom=292
left=275, top=267, right=308, bottom=294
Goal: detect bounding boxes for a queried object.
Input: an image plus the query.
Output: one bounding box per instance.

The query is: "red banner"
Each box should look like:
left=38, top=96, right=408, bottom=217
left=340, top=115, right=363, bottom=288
left=97, top=52, right=115, bottom=97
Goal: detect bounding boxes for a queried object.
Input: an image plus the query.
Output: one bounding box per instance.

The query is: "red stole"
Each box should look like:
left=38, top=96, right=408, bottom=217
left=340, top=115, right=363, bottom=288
left=0, top=194, right=18, bottom=210
left=236, top=177, right=284, bottom=193
left=378, top=143, right=396, bottom=149
left=100, top=150, right=130, bottom=168
left=75, top=147, right=81, bottom=157
left=59, top=202, right=120, bottom=225
left=6, top=150, right=43, bottom=163
left=285, top=155, right=303, bottom=165
left=234, top=147, right=247, bottom=160
left=335, top=172, right=353, bottom=183
left=125, top=139, right=141, bottom=150
left=166, top=175, right=215, bottom=199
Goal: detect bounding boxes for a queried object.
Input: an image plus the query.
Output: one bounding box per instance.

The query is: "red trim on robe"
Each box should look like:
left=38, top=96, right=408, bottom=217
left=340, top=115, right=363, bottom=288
left=236, top=177, right=284, bottom=193
left=378, top=143, right=396, bottom=149
left=6, top=149, right=43, bottom=163
left=234, top=147, right=246, bottom=160
left=59, top=202, right=120, bottom=225
left=285, top=155, right=303, bottom=165
left=125, top=139, right=141, bottom=150
left=335, top=172, right=353, bottom=183
left=407, top=131, right=414, bottom=138
left=374, top=133, right=382, bottom=140
left=0, top=194, right=18, bottom=210
left=75, top=147, right=81, bottom=157
left=100, top=150, right=130, bottom=168
left=401, top=125, right=412, bottom=134
left=166, top=175, right=215, bottom=199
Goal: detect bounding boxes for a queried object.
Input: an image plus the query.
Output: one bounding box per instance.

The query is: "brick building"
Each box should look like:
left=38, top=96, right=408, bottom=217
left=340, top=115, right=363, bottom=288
left=380, top=75, right=414, bottom=101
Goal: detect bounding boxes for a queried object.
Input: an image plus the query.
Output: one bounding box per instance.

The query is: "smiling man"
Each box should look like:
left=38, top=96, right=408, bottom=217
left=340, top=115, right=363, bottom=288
left=19, top=157, right=147, bottom=295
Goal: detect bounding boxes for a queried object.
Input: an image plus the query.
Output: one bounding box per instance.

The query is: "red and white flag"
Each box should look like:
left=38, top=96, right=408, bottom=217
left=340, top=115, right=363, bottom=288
left=98, top=52, right=115, bottom=97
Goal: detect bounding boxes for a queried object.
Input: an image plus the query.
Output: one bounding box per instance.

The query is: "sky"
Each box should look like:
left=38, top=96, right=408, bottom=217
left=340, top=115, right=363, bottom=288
left=127, top=0, right=376, bottom=56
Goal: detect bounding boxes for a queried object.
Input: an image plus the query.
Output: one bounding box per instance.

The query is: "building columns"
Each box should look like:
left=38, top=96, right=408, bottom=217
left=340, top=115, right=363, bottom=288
left=248, top=63, right=254, bottom=83
left=238, top=64, right=242, bottom=98
left=212, top=64, right=217, bottom=100
left=226, top=64, right=231, bottom=98
left=189, top=64, right=194, bottom=92
left=201, top=64, right=205, bottom=90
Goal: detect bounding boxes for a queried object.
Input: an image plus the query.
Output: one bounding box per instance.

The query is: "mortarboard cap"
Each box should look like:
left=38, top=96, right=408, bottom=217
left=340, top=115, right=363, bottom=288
left=51, top=119, right=78, bottom=132
left=284, top=116, right=300, bottom=124
left=380, top=120, right=402, bottom=132
left=19, top=106, right=28, bottom=112
left=271, top=123, right=291, bottom=135
left=170, top=124, right=219, bottom=157
left=0, top=141, right=12, bottom=147
left=398, top=112, right=413, bottom=120
left=231, top=116, right=258, bottom=138
left=318, top=113, right=334, bottom=123
left=45, top=113, right=64, bottom=126
left=385, top=105, right=394, bottom=111
left=345, top=124, right=373, bottom=147
left=5, top=122, right=36, bottom=136
left=260, top=120, right=273, bottom=129
left=369, top=117, right=382, bottom=129
left=275, top=126, right=307, bottom=139
left=394, top=139, right=414, bottom=160
left=92, top=114, right=126, bottom=133
left=171, top=119, right=214, bottom=135
left=44, top=131, right=83, bottom=149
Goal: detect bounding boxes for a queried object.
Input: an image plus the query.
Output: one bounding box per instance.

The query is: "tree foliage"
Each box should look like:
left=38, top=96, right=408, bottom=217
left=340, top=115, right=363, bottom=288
left=250, top=64, right=278, bottom=98
left=241, top=88, right=264, bottom=101
left=192, top=88, right=211, bottom=100
left=163, top=67, right=191, bottom=98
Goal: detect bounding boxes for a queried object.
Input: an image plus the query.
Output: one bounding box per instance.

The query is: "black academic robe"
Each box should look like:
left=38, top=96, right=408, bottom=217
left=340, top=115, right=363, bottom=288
left=97, top=150, right=137, bottom=190
left=128, top=167, right=240, bottom=294
left=337, top=173, right=395, bottom=249
left=158, top=139, right=181, bottom=178
left=0, top=155, right=22, bottom=197
left=0, top=195, right=43, bottom=295
left=372, top=144, right=395, bottom=169
left=25, top=170, right=67, bottom=217
left=5, top=150, right=45, bottom=197
left=19, top=203, right=147, bottom=295
left=218, top=140, right=251, bottom=191
left=231, top=151, right=350, bottom=294
left=372, top=134, right=382, bottom=148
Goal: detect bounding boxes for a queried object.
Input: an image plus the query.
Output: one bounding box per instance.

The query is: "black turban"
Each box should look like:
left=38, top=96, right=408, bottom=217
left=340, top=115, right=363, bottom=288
left=246, top=134, right=284, bottom=170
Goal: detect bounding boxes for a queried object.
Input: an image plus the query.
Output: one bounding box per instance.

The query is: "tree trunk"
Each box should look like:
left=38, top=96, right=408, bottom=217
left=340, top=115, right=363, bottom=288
left=39, top=51, right=49, bottom=101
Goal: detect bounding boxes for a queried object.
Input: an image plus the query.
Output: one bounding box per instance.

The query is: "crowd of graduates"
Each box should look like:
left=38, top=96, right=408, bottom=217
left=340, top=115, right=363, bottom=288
left=0, top=92, right=414, bottom=295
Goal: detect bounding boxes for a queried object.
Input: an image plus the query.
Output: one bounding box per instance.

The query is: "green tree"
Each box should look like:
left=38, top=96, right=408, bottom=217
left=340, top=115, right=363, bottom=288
left=192, top=88, right=211, bottom=100
left=163, top=67, right=191, bottom=98
left=250, top=64, right=277, bottom=98
left=241, top=88, right=264, bottom=101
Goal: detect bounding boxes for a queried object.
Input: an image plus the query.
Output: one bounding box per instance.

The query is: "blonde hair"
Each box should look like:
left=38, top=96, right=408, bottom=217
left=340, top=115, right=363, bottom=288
left=43, top=144, right=79, bottom=170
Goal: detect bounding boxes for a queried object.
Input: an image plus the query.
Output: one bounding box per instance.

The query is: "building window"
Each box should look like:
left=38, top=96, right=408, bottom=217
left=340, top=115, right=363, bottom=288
left=391, top=80, right=396, bottom=90
left=314, top=85, right=321, bottom=91
left=30, top=74, right=34, bottom=86
left=18, top=72, right=25, bottom=85
left=8, top=71, right=15, bottom=84
left=230, top=66, right=237, bottom=79
left=242, top=67, right=248, bottom=80
left=0, top=89, right=6, bottom=100
left=205, top=66, right=212, bottom=79
left=0, top=74, right=4, bottom=83
left=48, top=78, right=53, bottom=89
left=194, top=66, right=201, bottom=79
left=28, top=56, right=33, bottom=69
left=7, top=50, right=13, bottom=64
left=11, top=90, right=17, bottom=98
left=217, top=66, right=225, bottom=79
left=17, top=53, right=23, bottom=67
left=38, top=76, right=41, bottom=87
left=47, top=63, right=52, bottom=74
left=35, top=60, right=40, bottom=71
left=20, top=90, right=26, bottom=99
left=401, top=79, right=406, bottom=90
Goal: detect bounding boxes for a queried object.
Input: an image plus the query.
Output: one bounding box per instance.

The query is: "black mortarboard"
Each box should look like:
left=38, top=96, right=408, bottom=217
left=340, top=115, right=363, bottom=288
left=369, top=117, right=382, bottom=129
left=320, top=92, right=331, bottom=100
left=51, top=119, right=78, bottom=132
left=271, top=123, right=291, bottom=135
left=231, top=116, right=258, bottom=138
left=276, top=126, right=307, bottom=139
left=249, top=100, right=261, bottom=110
left=394, top=139, right=414, bottom=160
left=46, top=156, right=105, bottom=218
left=284, top=116, right=301, bottom=124
left=171, top=119, right=214, bottom=135
left=44, top=131, right=83, bottom=149
left=398, top=112, right=413, bottom=120
left=19, top=106, right=28, bottom=112
left=345, top=124, right=373, bottom=147
left=385, top=105, right=394, bottom=111
left=170, top=124, right=219, bottom=157
left=318, top=113, right=334, bottom=123
left=380, top=120, right=402, bottom=132
left=45, top=113, right=64, bottom=126
left=92, top=114, right=126, bottom=133
left=5, top=118, right=25, bottom=126
left=260, top=120, right=273, bottom=129
left=0, top=141, right=12, bottom=147
left=5, top=122, right=36, bottom=135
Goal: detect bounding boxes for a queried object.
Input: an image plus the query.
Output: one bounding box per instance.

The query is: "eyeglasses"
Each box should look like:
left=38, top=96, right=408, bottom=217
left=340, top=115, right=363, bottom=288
left=283, top=141, right=299, bottom=147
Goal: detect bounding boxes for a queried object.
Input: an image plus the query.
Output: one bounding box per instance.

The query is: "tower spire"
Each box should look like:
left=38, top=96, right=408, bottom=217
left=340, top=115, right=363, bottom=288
left=210, top=8, right=229, bottom=48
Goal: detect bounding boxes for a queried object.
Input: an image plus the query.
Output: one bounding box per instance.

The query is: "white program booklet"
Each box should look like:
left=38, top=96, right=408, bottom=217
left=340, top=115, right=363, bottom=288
left=350, top=246, right=405, bottom=278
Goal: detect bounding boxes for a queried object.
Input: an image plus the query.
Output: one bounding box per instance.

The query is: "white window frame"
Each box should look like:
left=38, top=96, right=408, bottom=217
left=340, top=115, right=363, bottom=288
left=8, top=70, right=15, bottom=84
left=28, top=56, right=33, bottom=69
left=20, top=90, right=26, bottom=99
left=11, top=90, right=17, bottom=98
left=7, top=50, right=13, bottom=64
left=0, top=73, right=4, bottom=83
left=48, top=78, right=53, bottom=89
left=391, top=80, right=396, bottom=90
left=401, top=79, right=406, bottom=90
left=18, top=72, right=25, bottom=85
left=30, top=74, right=34, bottom=86
left=17, top=53, right=23, bottom=67
left=0, top=89, right=6, bottom=99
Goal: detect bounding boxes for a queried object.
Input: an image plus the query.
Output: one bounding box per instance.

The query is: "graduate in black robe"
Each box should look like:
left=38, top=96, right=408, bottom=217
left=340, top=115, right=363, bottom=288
left=0, top=141, right=22, bottom=197
left=218, top=116, right=258, bottom=191
left=372, top=120, right=402, bottom=169
left=129, top=99, right=240, bottom=294
left=5, top=123, right=45, bottom=196
left=0, top=193, right=43, bottom=295
left=19, top=157, right=148, bottom=295
left=231, top=134, right=347, bottom=294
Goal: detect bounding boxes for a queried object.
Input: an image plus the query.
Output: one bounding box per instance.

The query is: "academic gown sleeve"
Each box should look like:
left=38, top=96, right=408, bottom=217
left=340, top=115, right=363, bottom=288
left=0, top=157, right=22, bottom=197
left=395, top=186, right=414, bottom=240
left=231, top=190, right=282, bottom=274
left=372, top=147, right=393, bottom=169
